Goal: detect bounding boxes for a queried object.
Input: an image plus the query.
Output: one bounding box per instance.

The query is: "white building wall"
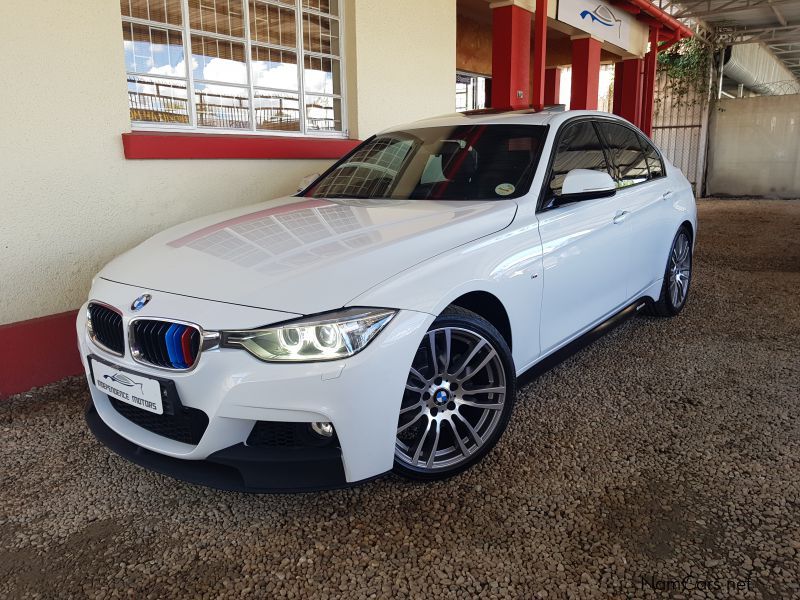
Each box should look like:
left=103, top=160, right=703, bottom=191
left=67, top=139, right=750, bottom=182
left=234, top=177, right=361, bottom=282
left=0, top=0, right=458, bottom=325
left=707, top=95, right=800, bottom=199
left=346, top=0, right=457, bottom=137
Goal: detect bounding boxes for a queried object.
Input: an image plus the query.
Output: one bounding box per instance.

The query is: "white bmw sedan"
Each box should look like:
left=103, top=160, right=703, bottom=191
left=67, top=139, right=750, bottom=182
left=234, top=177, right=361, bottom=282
left=78, top=109, right=696, bottom=492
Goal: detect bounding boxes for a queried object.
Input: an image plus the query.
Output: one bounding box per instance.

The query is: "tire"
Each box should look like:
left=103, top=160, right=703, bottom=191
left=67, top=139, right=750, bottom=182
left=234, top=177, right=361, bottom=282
left=393, top=306, right=516, bottom=481
left=648, top=225, right=693, bottom=317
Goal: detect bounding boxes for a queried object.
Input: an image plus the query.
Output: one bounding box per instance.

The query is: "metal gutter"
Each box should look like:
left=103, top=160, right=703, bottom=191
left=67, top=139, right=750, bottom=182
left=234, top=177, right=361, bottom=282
left=622, top=0, right=694, bottom=40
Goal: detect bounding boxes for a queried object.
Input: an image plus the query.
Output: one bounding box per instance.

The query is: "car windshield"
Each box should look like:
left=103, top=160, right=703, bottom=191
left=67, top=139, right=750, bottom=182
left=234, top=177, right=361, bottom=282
left=304, top=124, right=548, bottom=201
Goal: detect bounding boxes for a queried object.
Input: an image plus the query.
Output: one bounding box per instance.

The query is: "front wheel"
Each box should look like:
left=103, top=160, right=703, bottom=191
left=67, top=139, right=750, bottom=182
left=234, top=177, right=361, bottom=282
left=649, top=226, right=693, bottom=317
left=393, top=307, right=516, bottom=481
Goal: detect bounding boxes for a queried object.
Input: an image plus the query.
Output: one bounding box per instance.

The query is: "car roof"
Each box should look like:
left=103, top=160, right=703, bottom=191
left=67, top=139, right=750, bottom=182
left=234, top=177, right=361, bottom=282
left=380, top=109, right=624, bottom=135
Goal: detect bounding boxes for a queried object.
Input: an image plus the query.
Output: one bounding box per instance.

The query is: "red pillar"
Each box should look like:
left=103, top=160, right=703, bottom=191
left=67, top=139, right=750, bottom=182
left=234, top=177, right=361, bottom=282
left=531, top=0, right=548, bottom=110
left=640, top=26, right=660, bottom=136
left=570, top=36, right=601, bottom=110
left=544, top=67, right=561, bottom=105
left=613, top=58, right=643, bottom=127
left=613, top=63, right=623, bottom=116
left=491, top=4, right=532, bottom=109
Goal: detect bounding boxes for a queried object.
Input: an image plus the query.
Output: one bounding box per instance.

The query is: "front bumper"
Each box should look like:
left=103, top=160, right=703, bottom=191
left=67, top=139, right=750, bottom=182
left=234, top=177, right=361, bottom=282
left=85, top=403, right=356, bottom=492
left=78, top=279, right=434, bottom=491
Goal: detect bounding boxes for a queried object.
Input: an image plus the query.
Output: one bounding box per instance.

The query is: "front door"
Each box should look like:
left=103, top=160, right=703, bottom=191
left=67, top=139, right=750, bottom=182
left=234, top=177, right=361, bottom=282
left=596, top=121, right=672, bottom=297
left=537, top=120, right=628, bottom=354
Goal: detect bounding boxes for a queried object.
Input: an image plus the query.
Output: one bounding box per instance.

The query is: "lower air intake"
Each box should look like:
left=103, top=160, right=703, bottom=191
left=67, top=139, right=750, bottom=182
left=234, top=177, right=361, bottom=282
left=108, top=396, right=208, bottom=444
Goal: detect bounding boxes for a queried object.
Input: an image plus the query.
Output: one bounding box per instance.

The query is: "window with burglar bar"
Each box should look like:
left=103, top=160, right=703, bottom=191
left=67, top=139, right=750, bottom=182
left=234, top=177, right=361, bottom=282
left=121, top=0, right=344, bottom=135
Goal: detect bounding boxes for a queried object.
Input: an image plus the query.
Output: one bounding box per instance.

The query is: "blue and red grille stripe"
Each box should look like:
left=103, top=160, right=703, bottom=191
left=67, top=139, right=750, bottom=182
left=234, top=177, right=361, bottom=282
left=165, top=324, right=188, bottom=369
left=180, top=328, right=196, bottom=367
left=131, top=320, right=201, bottom=370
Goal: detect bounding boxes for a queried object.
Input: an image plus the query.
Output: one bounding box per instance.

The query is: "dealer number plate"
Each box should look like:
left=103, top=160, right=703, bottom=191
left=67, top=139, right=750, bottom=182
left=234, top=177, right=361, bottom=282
left=92, top=359, right=164, bottom=415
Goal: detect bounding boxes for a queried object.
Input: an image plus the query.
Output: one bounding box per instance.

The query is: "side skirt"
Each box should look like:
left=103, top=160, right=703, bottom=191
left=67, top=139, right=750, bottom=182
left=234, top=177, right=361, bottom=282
left=518, top=298, right=649, bottom=385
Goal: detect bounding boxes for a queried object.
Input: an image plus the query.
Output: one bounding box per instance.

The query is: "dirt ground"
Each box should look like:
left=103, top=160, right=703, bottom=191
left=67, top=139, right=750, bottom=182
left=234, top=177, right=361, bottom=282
left=1, top=199, right=799, bottom=599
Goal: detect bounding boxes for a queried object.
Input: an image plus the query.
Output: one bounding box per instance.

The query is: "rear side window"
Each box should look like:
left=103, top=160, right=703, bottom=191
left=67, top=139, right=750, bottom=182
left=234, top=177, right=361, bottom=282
left=638, top=133, right=665, bottom=179
left=597, top=122, right=650, bottom=188
left=548, top=121, right=610, bottom=199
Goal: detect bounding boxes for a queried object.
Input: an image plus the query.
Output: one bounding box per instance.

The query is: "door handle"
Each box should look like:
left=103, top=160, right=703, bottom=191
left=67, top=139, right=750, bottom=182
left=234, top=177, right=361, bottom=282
left=662, top=190, right=674, bottom=200
left=613, top=210, right=629, bottom=224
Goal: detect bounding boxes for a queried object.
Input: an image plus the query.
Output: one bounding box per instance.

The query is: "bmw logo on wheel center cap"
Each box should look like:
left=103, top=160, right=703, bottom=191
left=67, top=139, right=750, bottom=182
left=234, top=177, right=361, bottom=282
left=131, top=294, right=152, bottom=312
left=434, top=389, right=449, bottom=405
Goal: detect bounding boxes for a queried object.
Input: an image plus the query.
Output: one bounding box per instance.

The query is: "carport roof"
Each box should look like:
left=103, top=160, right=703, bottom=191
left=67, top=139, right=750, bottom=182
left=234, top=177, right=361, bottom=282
left=664, top=1, right=800, bottom=79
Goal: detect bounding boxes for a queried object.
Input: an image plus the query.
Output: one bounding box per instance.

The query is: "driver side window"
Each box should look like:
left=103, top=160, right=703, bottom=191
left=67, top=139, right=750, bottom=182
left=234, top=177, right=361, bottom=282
left=548, top=121, right=610, bottom=201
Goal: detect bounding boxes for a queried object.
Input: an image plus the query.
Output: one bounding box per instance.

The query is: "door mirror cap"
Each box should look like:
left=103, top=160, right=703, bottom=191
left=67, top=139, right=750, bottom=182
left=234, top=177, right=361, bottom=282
left=297, top=173, right=320, bottom=193
left=560, top=169, right=616, bottom=203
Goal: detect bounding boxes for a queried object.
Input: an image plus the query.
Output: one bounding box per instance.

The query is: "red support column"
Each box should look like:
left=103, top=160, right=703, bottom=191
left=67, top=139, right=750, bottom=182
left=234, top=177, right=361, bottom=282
left=612, top=63, right=624, bottom=116
left=531, top=0, right=548, bottom=110
left=544, top=67, right=561, bottom=105
left=640, top=26, right=660, bottom=136
left=613, top=58, right=644, bottom=127
left=570, top=36, right=602, bottom=110
left=491, top=3, right=532, bottom=109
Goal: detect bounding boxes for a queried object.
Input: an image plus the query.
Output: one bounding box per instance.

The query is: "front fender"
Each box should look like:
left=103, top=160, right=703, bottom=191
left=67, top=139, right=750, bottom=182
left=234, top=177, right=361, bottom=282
left=348, top=220, right=544, bottom=372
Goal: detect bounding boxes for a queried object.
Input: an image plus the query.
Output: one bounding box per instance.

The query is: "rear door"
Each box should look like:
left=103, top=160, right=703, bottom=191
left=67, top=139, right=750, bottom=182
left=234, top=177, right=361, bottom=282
left=596, top=120, right=672, bottom=298
left=536, top=119, right=629, bottom=354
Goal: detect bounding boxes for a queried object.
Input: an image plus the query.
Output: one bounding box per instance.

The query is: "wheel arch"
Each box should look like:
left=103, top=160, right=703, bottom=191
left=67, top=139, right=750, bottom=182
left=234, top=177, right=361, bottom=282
left=446, top=291, right=512, bottom=351
left=680, top=219, right=694, bottom=241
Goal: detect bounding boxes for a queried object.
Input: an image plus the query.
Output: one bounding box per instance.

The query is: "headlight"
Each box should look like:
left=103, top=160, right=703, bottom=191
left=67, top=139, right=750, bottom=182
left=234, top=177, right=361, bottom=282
left=221, top=308, right=397, bottom=362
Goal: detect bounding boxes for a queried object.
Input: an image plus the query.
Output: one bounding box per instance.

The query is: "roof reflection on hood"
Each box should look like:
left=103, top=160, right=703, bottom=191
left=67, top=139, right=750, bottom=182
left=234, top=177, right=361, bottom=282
left=175, top=201, right=379, bottom=275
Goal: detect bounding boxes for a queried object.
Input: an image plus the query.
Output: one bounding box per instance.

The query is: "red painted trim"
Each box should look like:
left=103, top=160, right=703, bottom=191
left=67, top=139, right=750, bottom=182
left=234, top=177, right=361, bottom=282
left=491, top=4, right=532, bottom=110
left=570, top=37, right=602, bottom=111
left=658, top=35, right=681, bottom=52
left=608, top=1, right=641, bottom=15
left=531, top=0, right=548, bottom=110
left=0, top=310, right=83, bottom=399
left=621, top=0, right=693, bottom=39
left=122, top=131, right=361, bottom=160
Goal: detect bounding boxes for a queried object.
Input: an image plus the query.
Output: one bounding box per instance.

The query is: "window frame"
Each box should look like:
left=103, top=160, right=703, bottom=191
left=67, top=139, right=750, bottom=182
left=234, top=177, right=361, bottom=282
left=537, top=116, right=615, bottom=212
left=636, top=132, right=667, bottom=182
left=121, top=0, right=348, bottom=138
left=594, top=119, right=666, bottom=188
left=537, top=116, right=668, bottom=212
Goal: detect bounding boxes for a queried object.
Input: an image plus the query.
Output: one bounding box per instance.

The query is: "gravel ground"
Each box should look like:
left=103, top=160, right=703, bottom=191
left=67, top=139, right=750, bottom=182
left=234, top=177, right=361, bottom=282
left=2, top=199, right=799, bottom=599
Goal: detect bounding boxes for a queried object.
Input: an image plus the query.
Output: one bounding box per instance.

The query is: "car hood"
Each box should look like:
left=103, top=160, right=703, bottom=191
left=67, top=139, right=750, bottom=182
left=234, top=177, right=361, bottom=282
left=99, top=196, right=517, bottom=314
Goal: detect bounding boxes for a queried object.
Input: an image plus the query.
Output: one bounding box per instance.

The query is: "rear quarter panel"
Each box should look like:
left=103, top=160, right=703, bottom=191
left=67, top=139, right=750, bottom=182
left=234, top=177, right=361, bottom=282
left=665, top=159, right=698, bottom=243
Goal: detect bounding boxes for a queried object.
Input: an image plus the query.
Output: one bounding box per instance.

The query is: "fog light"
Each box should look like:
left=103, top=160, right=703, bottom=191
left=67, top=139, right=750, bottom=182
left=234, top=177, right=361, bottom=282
left=311, top=421, right=334, bottom=438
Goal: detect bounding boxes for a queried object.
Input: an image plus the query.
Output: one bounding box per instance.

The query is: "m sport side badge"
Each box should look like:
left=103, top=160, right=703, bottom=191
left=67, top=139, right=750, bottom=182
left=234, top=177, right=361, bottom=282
left=131, top=294, right=152, bottom=311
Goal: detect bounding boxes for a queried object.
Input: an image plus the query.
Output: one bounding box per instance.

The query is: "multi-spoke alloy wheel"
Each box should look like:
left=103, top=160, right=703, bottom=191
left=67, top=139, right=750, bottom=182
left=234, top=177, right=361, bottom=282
left=394, top=308, right=516, bottom=480
left=668, top=230, right=692, bottom=308
left=650, top=226, right=693, bottom=317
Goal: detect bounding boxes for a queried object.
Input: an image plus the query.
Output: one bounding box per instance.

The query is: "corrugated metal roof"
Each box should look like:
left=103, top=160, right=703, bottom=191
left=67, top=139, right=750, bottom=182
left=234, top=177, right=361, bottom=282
left=663, top=1, right=800, bottom=80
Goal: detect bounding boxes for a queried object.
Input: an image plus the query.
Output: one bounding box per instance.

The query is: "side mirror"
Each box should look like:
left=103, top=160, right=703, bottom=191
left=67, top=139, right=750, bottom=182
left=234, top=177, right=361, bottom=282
left=559, top=169, right=616, bottom=203
left=297, top=173, right=320, bottom=192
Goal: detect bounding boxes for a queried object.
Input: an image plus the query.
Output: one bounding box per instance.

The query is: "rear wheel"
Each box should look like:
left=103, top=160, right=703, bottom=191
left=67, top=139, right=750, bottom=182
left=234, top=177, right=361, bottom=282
left=649, top=226, right=693, bottom=317
left=393, top=307, right=516, bottom=481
